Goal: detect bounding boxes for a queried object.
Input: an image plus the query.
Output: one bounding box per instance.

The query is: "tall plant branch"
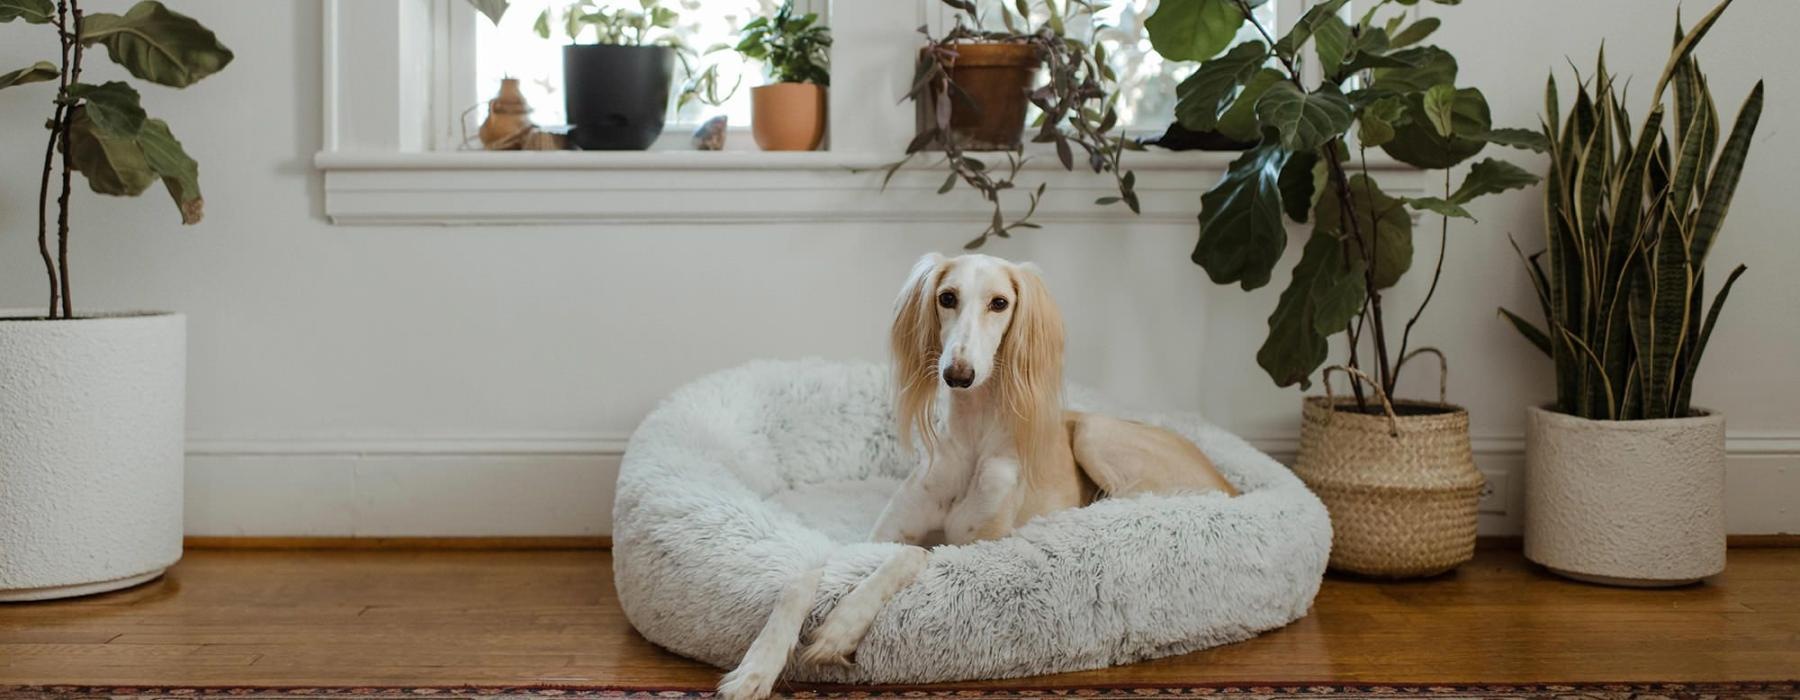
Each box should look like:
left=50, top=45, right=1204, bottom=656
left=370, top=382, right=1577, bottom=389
left=37, top=0, right=73, bottom=319
left=54, top=2, right=84, bottom=319
left=1396, top=169, right=1454, bottom=376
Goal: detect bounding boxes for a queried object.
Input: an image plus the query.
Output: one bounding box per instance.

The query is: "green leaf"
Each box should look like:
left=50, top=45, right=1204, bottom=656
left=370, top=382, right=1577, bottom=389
left=1194, top=142, right=1290, bottom=291
left=1356, top=95, right=1407, bottom=148
left=64, top=106, right=157, bottom=196
left=1422, top=83, right=1458, bottom=137
left=1312, top=14, right=1352, bottom=71
left=138, top=118, right=203, bottom=224
left=1499, top=307, right=1553, bottom=357
left=0, top=60, right=57, bottom=89
left=1370, top=46, right=1457, bottom=93
left=1273, top=0, right=1348, bottom=59
left=1690, top=81, right=1763, bottom=268
left=0, top=0, right=53, bottom=23
left=1450, top=158, right=1540, bottom=204
left=467, top=0, right=507, bottom=24
left=1145, top=0, right=1244, bottom=62
left=1317, top=173, right=1412, bottom=289
left=1407, top=196, right=1475, bottom=221
left=1674, top=264, right=1746, bottom=412
left=1173, top=41, right=1268, bottom=131
left=1381, top=87, right=1490, bottom=168
left=533, top=8, right=551, bottom=38
left=67, top=81, right=146, bottom=137
left=1255, top=82, right=1353, bottom=153
left=80, top=1, right=235, bottom=88
left=1278, top=149, right=1318, bottom=224
left=1387, top=17, right=1439, bottom=48
left=1216, top=67, right=1281, bottom=142
left=1481, top=127, right=1549, bottom=152
left=1257, top=230, right=1367, bottom=390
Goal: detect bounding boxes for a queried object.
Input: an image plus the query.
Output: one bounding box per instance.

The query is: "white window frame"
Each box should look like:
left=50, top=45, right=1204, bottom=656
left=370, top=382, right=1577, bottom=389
left=315, top=0, right=1424, bottom=226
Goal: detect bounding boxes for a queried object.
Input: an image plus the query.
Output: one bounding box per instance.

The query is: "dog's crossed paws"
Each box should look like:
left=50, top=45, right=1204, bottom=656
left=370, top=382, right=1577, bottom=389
left=715, top=665, right=776, bottom=700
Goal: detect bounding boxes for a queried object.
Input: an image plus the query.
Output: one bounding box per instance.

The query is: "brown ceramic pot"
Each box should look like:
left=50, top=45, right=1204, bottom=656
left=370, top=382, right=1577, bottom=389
left=919, top=42, right=1041, bottom=151
left=751, top=83, right=827, bottom=151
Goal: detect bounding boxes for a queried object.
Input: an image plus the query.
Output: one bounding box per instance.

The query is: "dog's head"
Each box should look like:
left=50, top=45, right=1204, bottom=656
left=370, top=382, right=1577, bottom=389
left=890, top=253, right=1065, bottom=452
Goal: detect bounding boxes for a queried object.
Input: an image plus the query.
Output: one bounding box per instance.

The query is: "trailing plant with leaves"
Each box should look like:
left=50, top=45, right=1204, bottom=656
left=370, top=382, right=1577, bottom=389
left=889, top=0, right=1138, bottom=250
left=1501, top=1, right=1759, bottom=421
left=2, top=0, right=232, bottom=319
left=737, top=1, right=830, bottom=86
left=1145, top=0, right=1543, bottom=405
left=529, top=0, right=737, bottom=110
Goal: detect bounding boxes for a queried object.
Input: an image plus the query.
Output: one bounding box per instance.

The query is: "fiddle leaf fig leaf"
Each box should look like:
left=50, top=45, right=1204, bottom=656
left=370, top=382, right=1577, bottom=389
left=1480, top=127, right=1550, bottom=152
left=1407, top=196, right=1476, bottom=221
left=1145, top=0, right=1245, bottom=62
left=1194, top=142, right=1291, bottom=291
left=0, top=60, right=57, bottom=89
left=1387, top=17, right=1440, bottom=48
left=1422, top=83, right=1458, bottom=137
left=1256, top=82, right=1353, bottom=153
left=1216, top=67, right=1282, bottom=142
left=467, top=0, right=508, bottom=24
left=67, top=81, right=146, bottom=137
left=1278, top=149, right=1319, bottom=223
left=0, top=0, right=53, bottom=23
left=1312, top=14, right=1352, bottom=71
left=1257, top=230, right=1367, bottom=389
left=1449, top=157, right=1540, bottom=204
left=1173, top=40, right=1268, bottom=131
left=1370, top=46, right=1457, bottom=93
left=80, top=1, right=235, bottom=88
left=64, top=106, right=157, bottom=197
left=1316, top=173, right=1413, bottom=289
left=1381, top=86, right=1490, bottom=168
left=1358, top=95, right=1408, bottom=147
left=139, top=118, right=204, bottom=224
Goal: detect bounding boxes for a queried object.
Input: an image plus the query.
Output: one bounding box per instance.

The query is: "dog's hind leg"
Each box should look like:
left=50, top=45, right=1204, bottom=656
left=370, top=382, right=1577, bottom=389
left=717, top=566, right=824, bottom=700
left=796, top=546, right=929, bottom=667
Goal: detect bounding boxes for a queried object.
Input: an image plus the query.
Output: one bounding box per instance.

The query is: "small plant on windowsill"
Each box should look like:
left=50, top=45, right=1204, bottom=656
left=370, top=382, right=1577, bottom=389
left=737, top=1, right=830, bottom=151
left=886, top=0, right=1139, bottom=249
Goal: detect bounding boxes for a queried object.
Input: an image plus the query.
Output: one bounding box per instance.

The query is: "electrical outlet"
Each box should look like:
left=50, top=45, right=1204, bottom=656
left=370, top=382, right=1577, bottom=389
left=1477, top=469, right=1510, bottom=515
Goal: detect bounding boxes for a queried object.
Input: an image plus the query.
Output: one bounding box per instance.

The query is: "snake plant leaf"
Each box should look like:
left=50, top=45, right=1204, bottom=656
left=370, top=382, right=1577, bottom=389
left=80, top=1, right=235, bottom=88
left=1257, top=230, right=1367, bottom=390
left=467, top=0, right=508, bottom=24
left=138, top=118, right=203, bottom=224
left=1316, top=173, right=1412, bottom=289
left=1216, top=67, right=1282, bottom=142
left=1255, top=82, right=1353, bottom=153
left=1387, top=17, right=1439, bottom=48
left=1381, top=87, right=1489, bottom=169
left=67, top=81, right=147, bottom=137
left=1650, top=0, right=1736, bottom=105
left=1674, top=263, right=1746, bottom=414
left=1690, top=81, right=1763, bottom=267
left=1145, top=0, right=1245, bottom=62
left=1450, top=158, right=1540, bottom=204
left=1194, top=141, right=1290, bottom=291
left=1499, top=307, right=1553, bottom=356
left=0, top=60, right=57, bottom=89
left=1407, top=196, right=1474, bottom=221
left=64, top=106, right=157, bottom=197
left=1481, top=127, right=1548, bottom=152
left=1173, top=41, right=1268, bottom=131
left=1278, top=149, right=1319, bottom=223
left=0, top=0, right=52, bottom=23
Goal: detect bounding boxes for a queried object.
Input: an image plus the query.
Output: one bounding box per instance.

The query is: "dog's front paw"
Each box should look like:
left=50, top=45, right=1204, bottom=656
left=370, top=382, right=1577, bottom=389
left=796, top=637, right=856, bottom=668
left=716, top=665, right=777, bottom=700
left=796, top=621, right=863, bottom=668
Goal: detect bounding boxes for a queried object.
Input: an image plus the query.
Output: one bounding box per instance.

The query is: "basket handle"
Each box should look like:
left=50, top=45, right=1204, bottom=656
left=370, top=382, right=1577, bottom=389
left=1395, top=347, right=1450, bottom=405
left=1320, top=365, right=1400, bottom=438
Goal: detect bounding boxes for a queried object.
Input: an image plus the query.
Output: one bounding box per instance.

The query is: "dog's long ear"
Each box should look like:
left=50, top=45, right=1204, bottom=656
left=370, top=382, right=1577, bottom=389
left=891, top=252, right=946, bottom=453
left=998, top=261, right=1065, bottom=470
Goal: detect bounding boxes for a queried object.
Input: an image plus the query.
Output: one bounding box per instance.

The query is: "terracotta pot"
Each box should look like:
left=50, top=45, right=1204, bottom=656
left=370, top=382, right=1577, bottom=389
left=918, top=42, right=1041, bottom=151
left=751, top=83, right=827, bottom=151
left=1524, top=406, right=1726, bottom=587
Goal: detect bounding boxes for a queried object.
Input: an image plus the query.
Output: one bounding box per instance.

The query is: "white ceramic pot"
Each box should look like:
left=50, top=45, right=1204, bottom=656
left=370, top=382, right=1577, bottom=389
left=1523, top=405, right=1726, bottom=587
left=0, top=311, right=185, bottom=601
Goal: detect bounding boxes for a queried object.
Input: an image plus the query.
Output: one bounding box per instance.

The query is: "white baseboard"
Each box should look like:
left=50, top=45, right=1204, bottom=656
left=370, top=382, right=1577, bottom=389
left=183, top=432, right=1798, bottom=537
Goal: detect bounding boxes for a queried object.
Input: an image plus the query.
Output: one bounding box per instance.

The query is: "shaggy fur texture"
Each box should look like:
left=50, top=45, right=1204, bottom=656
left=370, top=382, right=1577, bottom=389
left=613, top=359, right=1331, bottom=684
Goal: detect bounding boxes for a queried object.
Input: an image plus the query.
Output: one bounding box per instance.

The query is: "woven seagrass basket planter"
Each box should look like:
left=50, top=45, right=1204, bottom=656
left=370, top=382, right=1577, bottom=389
left=1291, top=366, right=1484, bottom=578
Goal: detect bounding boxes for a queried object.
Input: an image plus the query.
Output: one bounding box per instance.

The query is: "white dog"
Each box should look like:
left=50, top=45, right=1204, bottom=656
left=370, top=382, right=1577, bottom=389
left=716, top=253, right=1237, bottom=700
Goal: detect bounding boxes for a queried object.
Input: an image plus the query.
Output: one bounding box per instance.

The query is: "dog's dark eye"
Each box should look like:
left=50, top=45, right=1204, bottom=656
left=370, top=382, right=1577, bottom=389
left=937, top=291, right=958, bottom=309
left=989, top=297, right=1009, bottom=312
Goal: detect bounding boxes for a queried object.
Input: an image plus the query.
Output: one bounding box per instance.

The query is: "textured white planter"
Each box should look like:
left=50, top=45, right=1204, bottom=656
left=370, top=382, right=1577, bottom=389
left=1523, top=405, right=1726, bottom=587
left=0, top=311, right=185, bottom=601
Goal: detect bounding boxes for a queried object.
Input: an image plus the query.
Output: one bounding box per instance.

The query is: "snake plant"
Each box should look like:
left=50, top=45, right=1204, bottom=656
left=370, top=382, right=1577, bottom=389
left=1501, top=0, right=1761, bottom=421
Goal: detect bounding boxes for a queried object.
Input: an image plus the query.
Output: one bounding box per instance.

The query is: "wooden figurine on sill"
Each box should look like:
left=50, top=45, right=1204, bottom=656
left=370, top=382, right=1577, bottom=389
left=479, top=78, right=567, bottom=151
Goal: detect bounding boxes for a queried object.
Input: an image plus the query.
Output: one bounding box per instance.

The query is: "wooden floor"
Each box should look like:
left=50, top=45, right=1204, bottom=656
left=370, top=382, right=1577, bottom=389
left=1, top=547, right=1796, bottom=688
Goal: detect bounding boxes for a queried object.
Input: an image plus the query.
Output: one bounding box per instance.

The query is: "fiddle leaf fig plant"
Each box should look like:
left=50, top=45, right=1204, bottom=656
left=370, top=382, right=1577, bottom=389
left=3, top=0, right=233, bottom=319
left=1146, top=0, right=1541, bottom=406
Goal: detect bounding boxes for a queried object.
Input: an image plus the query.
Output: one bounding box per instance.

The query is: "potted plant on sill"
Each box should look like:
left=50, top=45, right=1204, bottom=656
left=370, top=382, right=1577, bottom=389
left=1146, top=0, right=1543, bottom=577
left=887, top=0, right=1139, bottom=249
left=533, top=0, right=726, bottom=150
left=737, top=1, right=830, bottom=152
left=1500, top=0, right=1760, bottom=588
left=1, top=0, right=231, bottom=601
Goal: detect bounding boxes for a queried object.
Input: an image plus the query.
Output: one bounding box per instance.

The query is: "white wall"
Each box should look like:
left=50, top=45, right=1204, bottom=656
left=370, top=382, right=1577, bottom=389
left=1, top=0, right=1794, bottom=537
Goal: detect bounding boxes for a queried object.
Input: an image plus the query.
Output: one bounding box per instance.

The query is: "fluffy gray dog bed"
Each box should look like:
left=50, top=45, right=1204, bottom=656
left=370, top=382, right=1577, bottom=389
left=613, top=359, right=1331, bottom=684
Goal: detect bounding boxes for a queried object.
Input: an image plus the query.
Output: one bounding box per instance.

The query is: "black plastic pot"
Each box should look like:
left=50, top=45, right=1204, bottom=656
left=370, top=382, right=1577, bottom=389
left=563, top=44, right=675, bottom=151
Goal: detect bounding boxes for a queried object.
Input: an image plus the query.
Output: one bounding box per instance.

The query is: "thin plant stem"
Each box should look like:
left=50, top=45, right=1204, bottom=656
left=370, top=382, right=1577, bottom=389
left=37, top=1, right=72, bottom=319
left=54, top=2, right=84, bottom=319
left=1396, top=169, right=1453, bottom=383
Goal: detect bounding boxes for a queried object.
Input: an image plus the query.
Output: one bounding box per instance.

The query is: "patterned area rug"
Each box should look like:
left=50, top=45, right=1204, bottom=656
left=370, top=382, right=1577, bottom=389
left=1, top=685, right=1795, bottom=700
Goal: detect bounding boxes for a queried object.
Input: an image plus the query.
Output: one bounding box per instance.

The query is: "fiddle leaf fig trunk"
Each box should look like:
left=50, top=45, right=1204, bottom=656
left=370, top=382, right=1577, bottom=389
left=3, top=0, right=230, bottom=318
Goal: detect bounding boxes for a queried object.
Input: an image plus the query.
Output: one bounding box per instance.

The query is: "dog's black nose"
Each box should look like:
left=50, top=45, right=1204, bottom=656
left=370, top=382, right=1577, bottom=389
left=943, top=364, right=975, bottom=388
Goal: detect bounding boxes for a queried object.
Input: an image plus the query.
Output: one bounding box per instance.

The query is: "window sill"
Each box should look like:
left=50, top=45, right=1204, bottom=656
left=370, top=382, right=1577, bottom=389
left=315, top=150, right=1426, bottom=227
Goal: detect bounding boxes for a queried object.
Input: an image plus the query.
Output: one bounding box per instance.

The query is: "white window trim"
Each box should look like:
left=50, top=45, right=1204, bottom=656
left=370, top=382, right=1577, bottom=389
left=315, top=0, right=1425, bottom=226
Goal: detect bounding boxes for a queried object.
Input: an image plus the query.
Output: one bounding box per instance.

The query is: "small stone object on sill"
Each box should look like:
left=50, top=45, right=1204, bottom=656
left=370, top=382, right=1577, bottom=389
left=692, top=115, right=728, bottom=151
left=476, top=78, right=569, bottom=151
